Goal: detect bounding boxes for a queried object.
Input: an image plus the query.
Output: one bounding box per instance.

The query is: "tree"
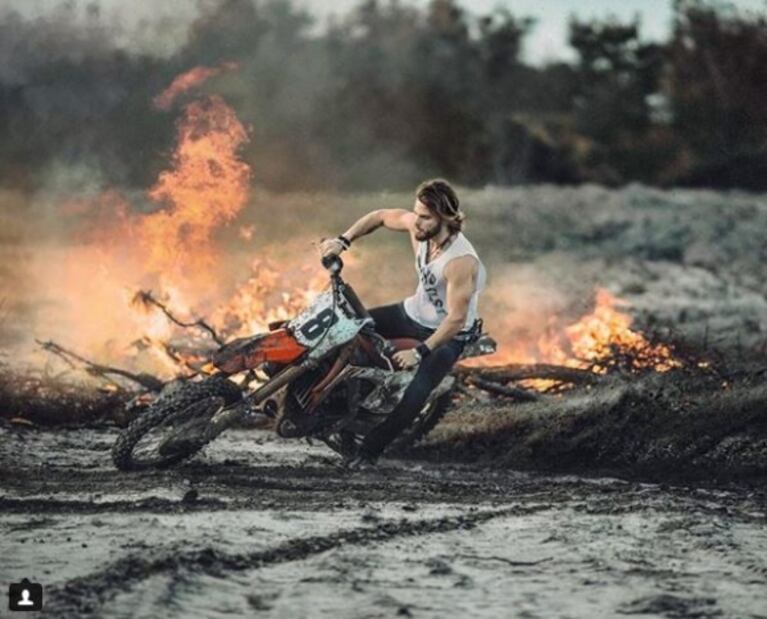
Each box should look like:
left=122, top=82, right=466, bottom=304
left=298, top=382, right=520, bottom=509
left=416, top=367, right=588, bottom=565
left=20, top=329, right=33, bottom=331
left=568, top=17, right=665, bottom=183
left=667, top=0, right=767, bottom=188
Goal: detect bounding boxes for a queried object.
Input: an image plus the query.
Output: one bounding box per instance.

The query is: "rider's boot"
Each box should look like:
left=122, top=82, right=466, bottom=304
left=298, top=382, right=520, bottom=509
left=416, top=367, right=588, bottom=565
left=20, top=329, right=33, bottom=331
left=341, top=445, right=379, bottom=471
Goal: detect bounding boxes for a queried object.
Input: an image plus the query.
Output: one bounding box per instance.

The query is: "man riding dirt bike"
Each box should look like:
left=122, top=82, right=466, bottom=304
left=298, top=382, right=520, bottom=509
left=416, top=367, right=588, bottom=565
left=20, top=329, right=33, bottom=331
left=111, top=179, right=492, bottom=471
left=319, top=178, right=487, bottom=465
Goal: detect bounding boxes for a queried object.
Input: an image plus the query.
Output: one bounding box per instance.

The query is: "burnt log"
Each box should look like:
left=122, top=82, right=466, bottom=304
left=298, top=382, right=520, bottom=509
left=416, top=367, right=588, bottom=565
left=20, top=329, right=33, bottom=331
left=456, top=363, right=599, bottom=385
left=468, top=377, right=541, bottom=402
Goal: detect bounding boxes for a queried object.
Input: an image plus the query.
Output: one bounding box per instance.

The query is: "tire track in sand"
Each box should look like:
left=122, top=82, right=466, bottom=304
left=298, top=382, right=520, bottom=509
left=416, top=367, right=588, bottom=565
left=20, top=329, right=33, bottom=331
left=45, top=503, right=550, bottom=617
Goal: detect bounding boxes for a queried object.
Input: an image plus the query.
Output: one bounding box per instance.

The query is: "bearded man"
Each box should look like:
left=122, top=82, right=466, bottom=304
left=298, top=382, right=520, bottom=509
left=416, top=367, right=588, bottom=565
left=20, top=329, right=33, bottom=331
left=320, top=179, right=487, bottom=464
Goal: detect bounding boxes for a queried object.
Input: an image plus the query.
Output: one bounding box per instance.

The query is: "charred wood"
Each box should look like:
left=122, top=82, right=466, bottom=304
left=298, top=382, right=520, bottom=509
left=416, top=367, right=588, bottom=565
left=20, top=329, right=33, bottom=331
left=456, top=363, right=599, bottom=385
left=132, top=290, right=224, bottom=346
left=468, top=377, right=541, bottom=402
left=36, top=340, right=164, bottom=392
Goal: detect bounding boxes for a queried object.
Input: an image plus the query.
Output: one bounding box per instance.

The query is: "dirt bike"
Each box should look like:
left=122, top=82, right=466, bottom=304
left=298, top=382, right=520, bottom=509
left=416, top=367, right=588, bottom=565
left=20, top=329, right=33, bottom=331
left=111, top=255, right=496, bottom=471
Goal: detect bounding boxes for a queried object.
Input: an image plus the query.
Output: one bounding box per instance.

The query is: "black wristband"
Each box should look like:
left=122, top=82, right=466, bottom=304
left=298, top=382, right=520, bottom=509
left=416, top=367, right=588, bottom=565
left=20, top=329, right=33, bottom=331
left=337, top=235, right=352, bottom=250
left=416, top=343, right=431, bottom=359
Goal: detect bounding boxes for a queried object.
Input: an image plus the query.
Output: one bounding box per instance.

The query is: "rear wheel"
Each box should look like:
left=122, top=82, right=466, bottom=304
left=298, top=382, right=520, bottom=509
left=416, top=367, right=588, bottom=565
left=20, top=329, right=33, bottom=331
left=111, top=375, right=241, bottom=471
left=325, top=391, right=454, bottom=458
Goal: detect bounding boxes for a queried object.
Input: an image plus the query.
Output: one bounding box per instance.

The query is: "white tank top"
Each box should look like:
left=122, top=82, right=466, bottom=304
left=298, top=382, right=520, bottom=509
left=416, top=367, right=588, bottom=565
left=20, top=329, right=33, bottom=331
left=403, top=232, right=486, bottom=330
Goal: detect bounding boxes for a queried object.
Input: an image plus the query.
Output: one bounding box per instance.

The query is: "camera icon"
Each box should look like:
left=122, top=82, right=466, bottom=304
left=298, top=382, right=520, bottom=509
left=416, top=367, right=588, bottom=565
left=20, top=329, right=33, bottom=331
left=8, top=579, right=43, bottom=612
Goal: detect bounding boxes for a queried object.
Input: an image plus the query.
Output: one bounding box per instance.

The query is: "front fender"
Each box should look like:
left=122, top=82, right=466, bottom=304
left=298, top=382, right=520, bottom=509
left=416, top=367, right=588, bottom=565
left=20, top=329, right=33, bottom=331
left=211, top=329, right=307, bottom=374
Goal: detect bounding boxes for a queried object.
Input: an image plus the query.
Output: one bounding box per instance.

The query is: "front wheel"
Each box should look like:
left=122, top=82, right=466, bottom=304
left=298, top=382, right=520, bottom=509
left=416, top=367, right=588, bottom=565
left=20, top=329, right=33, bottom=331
left=111, top=375, right=241, bottom=471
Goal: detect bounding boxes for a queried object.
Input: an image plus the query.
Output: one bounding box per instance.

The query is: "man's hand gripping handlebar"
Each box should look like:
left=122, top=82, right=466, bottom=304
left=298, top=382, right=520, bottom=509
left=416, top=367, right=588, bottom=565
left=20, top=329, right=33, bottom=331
left=321, top=253, right=344, bottom=276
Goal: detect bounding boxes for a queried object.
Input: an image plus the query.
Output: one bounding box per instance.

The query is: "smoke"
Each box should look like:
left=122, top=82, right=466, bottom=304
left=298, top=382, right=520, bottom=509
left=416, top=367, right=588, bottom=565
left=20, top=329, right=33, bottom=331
left=0, top=4, right=112, bottom=84
left=7, top=2, right=748, bottom=377
left=0, top=0, right=547, bottom=194
left=0, top=3, right=180, bottom=191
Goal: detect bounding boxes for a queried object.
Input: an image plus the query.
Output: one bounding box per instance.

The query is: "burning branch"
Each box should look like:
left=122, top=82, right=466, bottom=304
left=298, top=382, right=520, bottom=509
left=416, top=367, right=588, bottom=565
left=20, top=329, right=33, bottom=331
left=132, top=290, right=225, bottom=346
left=36, top=340, right=165, bottom=392
left=454, top=363, right=595, bottom=400
left=158, top=341, right=214, bottom=376
left=456, top=363, right=600, bottom=385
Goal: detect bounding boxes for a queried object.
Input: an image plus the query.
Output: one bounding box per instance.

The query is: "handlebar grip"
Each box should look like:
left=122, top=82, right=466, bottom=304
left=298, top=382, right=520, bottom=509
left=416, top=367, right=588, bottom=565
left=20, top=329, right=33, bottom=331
left=322, top=254, right=344, bottom=273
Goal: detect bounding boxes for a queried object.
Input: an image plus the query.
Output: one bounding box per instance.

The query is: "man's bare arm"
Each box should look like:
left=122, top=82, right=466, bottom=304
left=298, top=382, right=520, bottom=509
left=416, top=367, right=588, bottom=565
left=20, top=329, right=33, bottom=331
left=321, top=209, right=415, bottom=257
left=342, top=209, right=414, bottom=241
left=392, top=255, right=477, bottom=368
left=423, top=255, right=477, bottom=351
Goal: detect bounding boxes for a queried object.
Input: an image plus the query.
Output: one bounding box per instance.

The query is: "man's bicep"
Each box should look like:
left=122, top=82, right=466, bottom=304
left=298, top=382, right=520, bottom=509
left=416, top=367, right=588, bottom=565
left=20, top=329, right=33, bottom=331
left=445, top=257, right=477, bottom=317
left=380, top=209, right=415, bottom=232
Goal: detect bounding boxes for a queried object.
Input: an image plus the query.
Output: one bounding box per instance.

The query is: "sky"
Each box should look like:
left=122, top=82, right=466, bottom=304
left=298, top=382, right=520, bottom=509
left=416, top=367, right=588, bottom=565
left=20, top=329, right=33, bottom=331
left=9, top=0, right=767, bottom=64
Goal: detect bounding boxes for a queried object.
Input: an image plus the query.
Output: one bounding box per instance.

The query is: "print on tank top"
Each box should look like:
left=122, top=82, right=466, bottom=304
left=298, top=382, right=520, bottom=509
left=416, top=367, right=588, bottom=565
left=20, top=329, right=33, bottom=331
left=416, top=252, right=447, bottom=319
left=404, top=232, right=486, bottom=330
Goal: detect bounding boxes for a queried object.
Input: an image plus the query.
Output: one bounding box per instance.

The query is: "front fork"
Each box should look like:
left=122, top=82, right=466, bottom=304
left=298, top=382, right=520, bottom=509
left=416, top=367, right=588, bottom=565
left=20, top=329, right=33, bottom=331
left=205, top=361, right=312, bottom=441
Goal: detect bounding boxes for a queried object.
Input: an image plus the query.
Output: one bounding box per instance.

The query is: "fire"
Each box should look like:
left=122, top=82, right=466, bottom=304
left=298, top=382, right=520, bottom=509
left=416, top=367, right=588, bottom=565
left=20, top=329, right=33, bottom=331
left=211, top=258, right=328, bottom=340
left=557, top=289, right=679, bottom=373
left=78, top=88, right=249, bottom=295
left=139, top=94, right=250, bottom=285
left=30, top=63, right=681, bottom=388
left=153, top=62, right=238, bottom=110
left=28, top=67, right=257, bottom=376
left=30, top=63, right=334, bottom=379
left=466, top=288, right=680, bottom=376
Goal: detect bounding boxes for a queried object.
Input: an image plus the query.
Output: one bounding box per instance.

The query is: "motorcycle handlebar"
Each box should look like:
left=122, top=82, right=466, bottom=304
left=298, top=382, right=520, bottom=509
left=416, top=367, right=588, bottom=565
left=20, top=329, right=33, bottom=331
left=322, top=254, right=344, bottom=274
left=321, top=254, right=372, bottom=322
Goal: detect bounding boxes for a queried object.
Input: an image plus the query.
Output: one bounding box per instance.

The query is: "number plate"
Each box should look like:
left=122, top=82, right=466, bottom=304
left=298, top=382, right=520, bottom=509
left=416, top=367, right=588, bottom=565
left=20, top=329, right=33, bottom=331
left=289, top=291, right=367, bottom=359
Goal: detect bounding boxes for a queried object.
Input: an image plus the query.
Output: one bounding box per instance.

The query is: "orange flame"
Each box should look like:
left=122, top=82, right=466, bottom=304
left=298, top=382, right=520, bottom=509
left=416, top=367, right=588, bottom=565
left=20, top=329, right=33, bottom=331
left=139, top=94, right=250, bottom=286
left=34, top=68, right=333, bottom=378
left=32, top=71, right=255, bottom=375
left=466, top=288, right=680, bottom=375
left=211, top=258, right=328, bottom=339
left=153, top=62, right=238, bottom=110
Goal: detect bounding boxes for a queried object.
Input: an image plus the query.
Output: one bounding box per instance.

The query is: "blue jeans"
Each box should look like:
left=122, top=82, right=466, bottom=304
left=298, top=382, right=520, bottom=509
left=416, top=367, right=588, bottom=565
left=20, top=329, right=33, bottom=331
left=361, top=303, right=464, bottom=457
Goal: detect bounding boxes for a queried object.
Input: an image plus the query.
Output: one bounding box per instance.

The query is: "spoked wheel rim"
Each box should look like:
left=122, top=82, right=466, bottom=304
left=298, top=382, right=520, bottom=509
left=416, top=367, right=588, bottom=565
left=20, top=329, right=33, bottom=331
left=130, top=396, right=224, bottom=468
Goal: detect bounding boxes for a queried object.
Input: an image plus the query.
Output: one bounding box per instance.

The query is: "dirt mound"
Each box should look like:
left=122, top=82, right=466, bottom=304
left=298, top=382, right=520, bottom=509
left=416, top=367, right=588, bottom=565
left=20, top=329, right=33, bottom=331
left=411, top=365, right=767, bottom=483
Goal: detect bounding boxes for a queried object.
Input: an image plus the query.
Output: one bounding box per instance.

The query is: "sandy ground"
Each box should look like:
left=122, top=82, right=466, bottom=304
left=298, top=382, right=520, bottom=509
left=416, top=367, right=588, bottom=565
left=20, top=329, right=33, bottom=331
left=1, top=425, right=766, bottom=619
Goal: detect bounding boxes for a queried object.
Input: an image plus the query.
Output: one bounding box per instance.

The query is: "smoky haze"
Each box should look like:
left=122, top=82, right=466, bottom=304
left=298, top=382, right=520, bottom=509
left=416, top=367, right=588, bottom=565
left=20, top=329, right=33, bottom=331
left=1, top=0, right=767, bottom=195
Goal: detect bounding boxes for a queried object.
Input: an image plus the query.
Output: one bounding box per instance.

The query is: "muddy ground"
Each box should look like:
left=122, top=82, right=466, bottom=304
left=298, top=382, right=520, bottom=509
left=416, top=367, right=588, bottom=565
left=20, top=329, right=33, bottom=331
left=1, top=425, right=766, bottom=618
left=2, top=184, right=767, bottom=617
